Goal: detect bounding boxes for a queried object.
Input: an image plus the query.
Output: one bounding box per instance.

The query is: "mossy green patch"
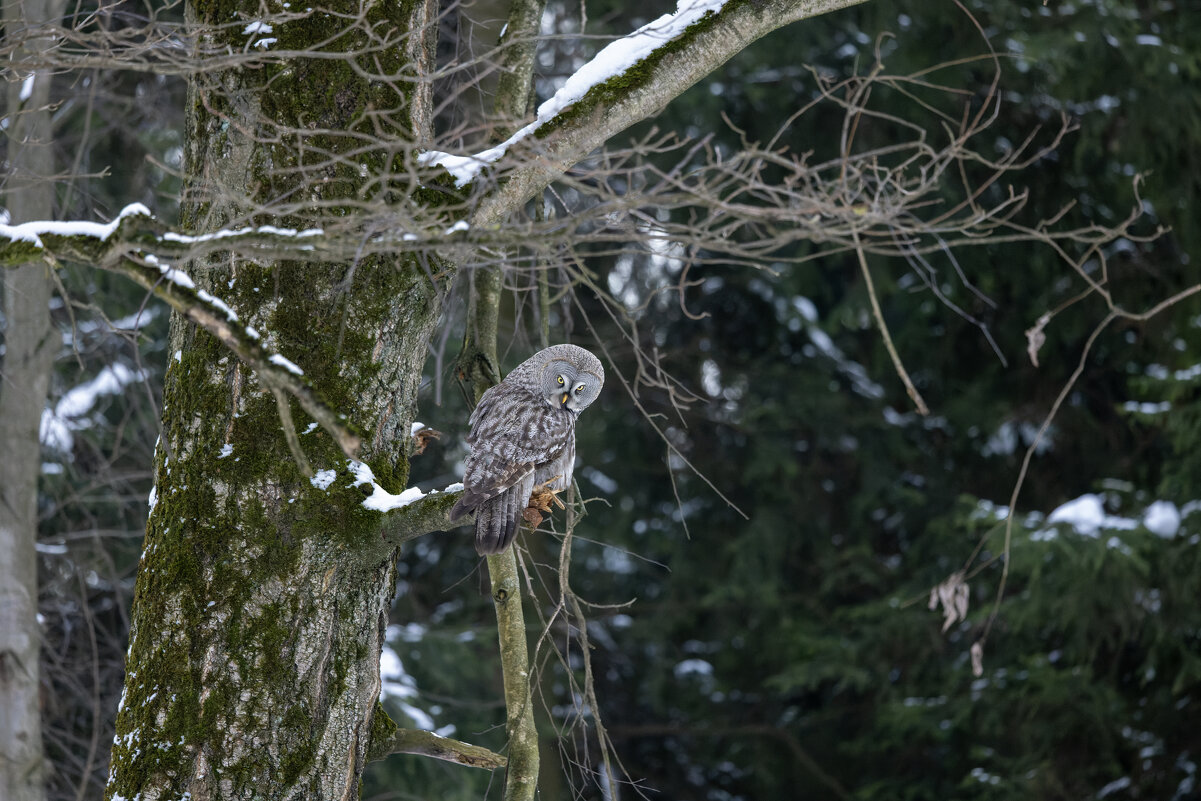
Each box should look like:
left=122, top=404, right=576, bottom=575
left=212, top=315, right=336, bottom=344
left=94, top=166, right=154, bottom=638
left=0, top=238, right=48, bottom=266
left=366, top=702, right=399, bottom=762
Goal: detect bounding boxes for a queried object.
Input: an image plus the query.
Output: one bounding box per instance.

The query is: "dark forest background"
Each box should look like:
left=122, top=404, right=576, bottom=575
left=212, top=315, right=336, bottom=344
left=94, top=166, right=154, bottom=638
left=12, top=1, right=1201, bottom=799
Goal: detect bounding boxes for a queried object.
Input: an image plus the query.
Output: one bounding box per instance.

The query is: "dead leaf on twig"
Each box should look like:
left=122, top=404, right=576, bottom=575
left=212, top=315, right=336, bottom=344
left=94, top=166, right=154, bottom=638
left=928, top=571, right=970, bottom=633
left=1026, top=312, right=1051, bottom=367
left=411, top=426, right=442, bottom=456
left=970, top=642, right=984, bottom=678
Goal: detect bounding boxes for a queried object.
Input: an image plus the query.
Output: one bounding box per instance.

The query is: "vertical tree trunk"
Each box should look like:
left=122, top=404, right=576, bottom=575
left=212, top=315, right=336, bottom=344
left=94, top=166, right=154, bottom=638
left=0, top=0, right=65, bottom=798
left=104, top=1, right=448, bottom=798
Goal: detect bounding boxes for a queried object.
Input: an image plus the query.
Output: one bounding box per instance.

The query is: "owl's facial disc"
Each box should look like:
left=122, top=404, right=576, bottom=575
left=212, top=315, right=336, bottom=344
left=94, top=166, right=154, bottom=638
left=548, top=372, right=572, bottom=409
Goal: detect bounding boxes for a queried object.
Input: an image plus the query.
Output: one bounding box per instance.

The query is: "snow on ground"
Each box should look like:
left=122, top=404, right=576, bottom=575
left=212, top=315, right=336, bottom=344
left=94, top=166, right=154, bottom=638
left=419, top=0, right=729, bottom=186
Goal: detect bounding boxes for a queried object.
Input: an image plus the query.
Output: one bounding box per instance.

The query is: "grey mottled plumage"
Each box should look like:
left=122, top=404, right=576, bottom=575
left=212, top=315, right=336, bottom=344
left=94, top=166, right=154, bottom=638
left=449, top=344, right=604, bottom=555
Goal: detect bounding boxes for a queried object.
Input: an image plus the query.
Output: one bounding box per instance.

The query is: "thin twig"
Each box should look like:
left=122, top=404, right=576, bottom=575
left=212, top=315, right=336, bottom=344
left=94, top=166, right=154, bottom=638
left=853, top=230, right=929, bottom=415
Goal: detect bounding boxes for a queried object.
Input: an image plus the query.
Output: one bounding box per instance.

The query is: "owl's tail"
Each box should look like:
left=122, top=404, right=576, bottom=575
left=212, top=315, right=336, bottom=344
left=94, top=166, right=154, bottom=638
left=471, top=488, right=522, bottom=556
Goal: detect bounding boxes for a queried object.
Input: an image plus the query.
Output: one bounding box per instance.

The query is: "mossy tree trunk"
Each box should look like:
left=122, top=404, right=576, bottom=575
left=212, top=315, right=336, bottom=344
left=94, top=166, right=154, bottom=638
left=103, top=0, right=447, bottom=798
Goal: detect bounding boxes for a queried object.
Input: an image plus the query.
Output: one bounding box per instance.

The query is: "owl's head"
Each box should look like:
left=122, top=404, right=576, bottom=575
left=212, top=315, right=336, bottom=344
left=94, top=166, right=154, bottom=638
left=535, top=344, right=604, bottom=415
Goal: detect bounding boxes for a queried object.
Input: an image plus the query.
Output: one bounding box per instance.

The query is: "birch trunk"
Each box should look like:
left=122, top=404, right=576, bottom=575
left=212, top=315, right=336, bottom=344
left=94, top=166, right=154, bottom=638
left=0, top=0, right=64, bottom=797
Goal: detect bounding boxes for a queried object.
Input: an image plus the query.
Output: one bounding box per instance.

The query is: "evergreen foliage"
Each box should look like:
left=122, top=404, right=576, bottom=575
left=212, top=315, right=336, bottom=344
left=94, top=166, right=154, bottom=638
left=366, top=2, right=1201, bottom=799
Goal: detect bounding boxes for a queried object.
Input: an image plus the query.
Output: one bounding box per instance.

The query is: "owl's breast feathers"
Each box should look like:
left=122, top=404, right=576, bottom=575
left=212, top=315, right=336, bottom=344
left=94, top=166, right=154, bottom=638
left=449, top=390, right=574, bottom=521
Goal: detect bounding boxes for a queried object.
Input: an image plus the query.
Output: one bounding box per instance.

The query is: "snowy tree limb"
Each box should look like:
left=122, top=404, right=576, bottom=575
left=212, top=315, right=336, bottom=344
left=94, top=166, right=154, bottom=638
left=378, top=487, right=471, bottom=546
left=0, top=214, right=363, bottom=458
left=113, top=255, right=365, bottom=457
left=464, top=0, right=868, bottom=225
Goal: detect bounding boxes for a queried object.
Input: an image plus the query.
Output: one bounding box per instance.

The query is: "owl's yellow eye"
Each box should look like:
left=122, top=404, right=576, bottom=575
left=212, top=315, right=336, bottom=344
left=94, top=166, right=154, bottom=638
left=557, top=376, right=564, bottom=386
left=575, top=385, right=585, bottom=394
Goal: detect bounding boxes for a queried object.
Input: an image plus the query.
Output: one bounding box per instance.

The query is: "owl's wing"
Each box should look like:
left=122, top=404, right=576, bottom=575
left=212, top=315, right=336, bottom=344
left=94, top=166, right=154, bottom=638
left=451, top=398, right=572, bottom=518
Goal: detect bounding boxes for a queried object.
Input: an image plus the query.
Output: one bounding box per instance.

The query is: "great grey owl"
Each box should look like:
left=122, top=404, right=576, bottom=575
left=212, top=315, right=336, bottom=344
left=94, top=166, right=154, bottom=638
left=449, top=344, right=604, bottom=555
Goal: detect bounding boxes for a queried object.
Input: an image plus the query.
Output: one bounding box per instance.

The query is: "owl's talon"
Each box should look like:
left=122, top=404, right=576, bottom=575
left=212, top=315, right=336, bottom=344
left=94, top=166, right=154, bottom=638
left=527, top=476, right=566, bottom=516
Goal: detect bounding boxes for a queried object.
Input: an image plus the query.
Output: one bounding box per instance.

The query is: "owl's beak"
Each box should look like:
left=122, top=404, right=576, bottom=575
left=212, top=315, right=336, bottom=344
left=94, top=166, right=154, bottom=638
left=560, top=392, right=569, bottom=407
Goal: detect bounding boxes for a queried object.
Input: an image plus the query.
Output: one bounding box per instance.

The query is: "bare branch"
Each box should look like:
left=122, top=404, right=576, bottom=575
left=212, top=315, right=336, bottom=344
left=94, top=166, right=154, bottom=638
left=853, top=231, right=929, bottom=415
left=369, top=728, right=507, bottom=770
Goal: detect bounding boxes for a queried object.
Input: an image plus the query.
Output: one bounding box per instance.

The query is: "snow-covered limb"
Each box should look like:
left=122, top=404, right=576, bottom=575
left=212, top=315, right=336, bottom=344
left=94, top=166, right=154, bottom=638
left=0, top=203, right=336, bottom=266
left=327, top=460, right=470, bottom=544
left=122, top=258, right=363, bottom=458
left=2, top=205, right=363, bottom=457
left=421, top=0, right=730, bottom=188
left=449, top=0, right=867, bottom=225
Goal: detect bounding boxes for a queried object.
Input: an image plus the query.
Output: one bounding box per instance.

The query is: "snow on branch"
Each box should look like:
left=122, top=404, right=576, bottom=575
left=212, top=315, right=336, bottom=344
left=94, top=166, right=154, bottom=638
left=345, top=460, right=470, bottom=544
left=307, top=459, right=471, bottom=543
left=1, top=204, right=362, bottom=458
left=444, top=0, right=867, bottom=225
left=0, top=204, right=332, bottom=266
left=419, top=0, right=729, bottom=188
left=124, top=257, right=363, bottom=458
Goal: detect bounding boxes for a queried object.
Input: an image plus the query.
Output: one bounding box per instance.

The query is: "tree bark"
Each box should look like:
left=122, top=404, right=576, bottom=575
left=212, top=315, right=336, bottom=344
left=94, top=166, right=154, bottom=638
left=0, top=0, right=65, bottom=798
left=103, top=1, right=447, bottom=798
